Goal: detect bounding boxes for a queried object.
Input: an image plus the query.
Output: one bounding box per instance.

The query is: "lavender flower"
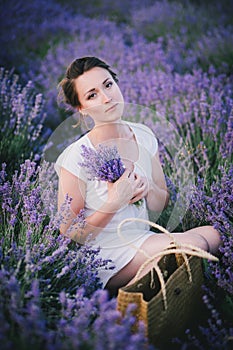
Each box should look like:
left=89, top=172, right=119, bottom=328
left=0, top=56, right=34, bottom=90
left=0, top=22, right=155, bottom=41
left=79, top=144, right=143, bottom=207
left=79, top=144, right=125, bottom=182
left=65, top=208, right=87, bottom=241
left=174, top=286, right=233, bottom=349
left=1, top=0, right=233, bottom=348
left=0, top=68, right=48, bottom=174
left=189, top=165, right=233, bottom=295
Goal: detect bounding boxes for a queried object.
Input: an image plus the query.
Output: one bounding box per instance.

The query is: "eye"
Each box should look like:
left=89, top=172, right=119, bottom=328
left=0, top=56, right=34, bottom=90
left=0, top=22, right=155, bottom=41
left=105, top=81, right=113, bottom=89
left=87, top=92, right=97, bottom=100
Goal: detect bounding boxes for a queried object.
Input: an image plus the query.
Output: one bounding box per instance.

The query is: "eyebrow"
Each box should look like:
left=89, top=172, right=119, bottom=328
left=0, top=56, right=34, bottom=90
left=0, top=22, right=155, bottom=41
left=84, top=77, right=110, bottom=96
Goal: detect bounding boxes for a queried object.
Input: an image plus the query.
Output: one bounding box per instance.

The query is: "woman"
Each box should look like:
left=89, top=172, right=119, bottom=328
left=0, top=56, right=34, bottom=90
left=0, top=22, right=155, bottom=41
left=55, top=56, right=221, bottom=295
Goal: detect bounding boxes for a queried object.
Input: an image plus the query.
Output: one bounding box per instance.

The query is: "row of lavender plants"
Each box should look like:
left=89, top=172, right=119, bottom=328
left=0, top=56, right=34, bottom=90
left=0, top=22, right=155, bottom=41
left=0, top=0, right=232, bottom=348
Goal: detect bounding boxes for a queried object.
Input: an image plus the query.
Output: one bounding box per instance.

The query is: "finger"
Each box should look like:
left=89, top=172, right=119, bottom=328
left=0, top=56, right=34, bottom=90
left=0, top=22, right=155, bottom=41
left=131, top=187, right=147, bottom=202
left=137, top=179, right=144, bottom=188
left=134, top=177, right=141, bottom=186
left=130, top=187, right=143, bottom=202
left=122, top=168, right=133, bottom=179
left=130, top=195, right=142, bottom=204
left=134, top=181, right=146, bottom=193
left=134, top=174, right=147, bottom=188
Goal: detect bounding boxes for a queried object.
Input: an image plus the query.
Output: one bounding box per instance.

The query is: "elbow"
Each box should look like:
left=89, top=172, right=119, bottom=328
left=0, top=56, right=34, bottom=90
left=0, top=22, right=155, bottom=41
left=60, top=222, right=94, bottom=245
left=147, top=189, right=170, bottom=212
left=164, top=190, right=170, bottom=209
left=59, top=224, right=83, bottom=244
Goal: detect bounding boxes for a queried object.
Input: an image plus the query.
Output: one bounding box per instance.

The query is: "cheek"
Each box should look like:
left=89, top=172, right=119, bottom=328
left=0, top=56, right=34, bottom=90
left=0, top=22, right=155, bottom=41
left=115, top=86, right=124, bottom=101
left=85, top=102, right=104, bottom=115
left=81, top=98, right=101, bottom=111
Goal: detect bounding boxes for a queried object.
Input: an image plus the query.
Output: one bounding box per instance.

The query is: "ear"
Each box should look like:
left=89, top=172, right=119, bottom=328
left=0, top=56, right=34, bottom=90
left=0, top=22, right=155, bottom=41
left=78, top=106, right=85, bottom=116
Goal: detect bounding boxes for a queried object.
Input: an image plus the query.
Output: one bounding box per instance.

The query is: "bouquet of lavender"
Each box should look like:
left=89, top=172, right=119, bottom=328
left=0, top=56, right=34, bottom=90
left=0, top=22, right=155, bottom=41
left=79, top=144, right=125, bottom=182
left=79, top=144, right=142, bottom=206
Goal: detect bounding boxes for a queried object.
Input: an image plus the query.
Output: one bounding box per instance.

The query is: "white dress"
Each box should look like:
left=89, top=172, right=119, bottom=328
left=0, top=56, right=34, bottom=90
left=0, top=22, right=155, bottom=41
left=55, top=121, right=159, bottom=287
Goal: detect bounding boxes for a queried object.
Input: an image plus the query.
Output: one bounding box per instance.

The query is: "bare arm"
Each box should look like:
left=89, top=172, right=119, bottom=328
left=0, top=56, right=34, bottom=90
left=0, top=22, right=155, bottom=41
left=129, top=151, right=169, bottom=212
left=146, top=151, right=169, bottom=211
left=58, top=167, right=138, bottom=244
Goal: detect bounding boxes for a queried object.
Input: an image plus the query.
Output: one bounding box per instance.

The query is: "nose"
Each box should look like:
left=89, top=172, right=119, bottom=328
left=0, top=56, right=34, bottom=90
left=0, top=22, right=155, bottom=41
left=101, top=90, right=112, bottom=104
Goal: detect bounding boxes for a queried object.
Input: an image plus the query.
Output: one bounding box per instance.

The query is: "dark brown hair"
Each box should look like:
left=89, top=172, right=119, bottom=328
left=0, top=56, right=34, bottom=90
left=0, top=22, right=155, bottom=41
left=58, top=56, right=118, bottom=108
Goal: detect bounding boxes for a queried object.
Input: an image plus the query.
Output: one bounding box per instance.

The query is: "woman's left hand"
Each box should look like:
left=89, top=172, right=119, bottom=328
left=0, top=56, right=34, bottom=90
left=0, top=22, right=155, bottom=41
left=129, top=173, right=149, bottom=204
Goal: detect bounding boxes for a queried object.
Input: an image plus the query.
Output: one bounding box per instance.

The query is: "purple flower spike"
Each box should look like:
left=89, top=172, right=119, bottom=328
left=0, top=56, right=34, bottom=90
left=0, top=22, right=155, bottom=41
left=79, top=144, right=125, bottom=183
left=79, top=144, right=142, bottom=207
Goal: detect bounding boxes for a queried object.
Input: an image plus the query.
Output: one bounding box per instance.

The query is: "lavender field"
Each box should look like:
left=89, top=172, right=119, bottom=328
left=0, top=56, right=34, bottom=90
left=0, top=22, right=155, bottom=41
left=0, top=0, right=232, bottom=349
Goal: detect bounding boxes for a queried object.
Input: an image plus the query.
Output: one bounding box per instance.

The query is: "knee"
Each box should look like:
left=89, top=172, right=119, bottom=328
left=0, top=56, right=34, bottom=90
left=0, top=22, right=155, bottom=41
left=198, top=225, right=221, bottom=254
left=191, top=232, right=210, bottom=252
left=205, top=225, right=221, bottom=242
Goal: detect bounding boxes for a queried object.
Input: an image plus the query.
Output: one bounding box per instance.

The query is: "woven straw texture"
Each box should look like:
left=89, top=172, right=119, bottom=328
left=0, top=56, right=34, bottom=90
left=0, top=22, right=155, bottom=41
left=117, top=254, right=204, bottom=347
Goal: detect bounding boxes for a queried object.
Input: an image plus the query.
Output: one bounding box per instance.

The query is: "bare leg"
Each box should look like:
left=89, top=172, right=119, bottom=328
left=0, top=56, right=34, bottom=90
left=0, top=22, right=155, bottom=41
left=106, top=225, right=221, bottom=295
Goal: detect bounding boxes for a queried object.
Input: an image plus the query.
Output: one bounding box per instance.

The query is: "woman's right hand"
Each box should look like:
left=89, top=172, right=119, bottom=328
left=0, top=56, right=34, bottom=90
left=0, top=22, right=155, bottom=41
left=107, top=169, right=136, bottom=211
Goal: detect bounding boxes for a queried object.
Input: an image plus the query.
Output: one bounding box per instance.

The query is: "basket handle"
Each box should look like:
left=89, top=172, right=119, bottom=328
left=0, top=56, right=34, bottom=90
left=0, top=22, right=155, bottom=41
left=117, top=217, right=218, bottom=310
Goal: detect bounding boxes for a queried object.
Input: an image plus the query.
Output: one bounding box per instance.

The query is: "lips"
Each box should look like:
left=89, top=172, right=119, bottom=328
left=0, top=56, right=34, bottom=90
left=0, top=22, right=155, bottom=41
left=105, top=103, right=118, bottom=113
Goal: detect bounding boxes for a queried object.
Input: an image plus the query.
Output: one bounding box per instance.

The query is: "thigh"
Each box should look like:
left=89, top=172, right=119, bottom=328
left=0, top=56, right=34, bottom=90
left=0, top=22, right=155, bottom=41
left=106, top=233, right=171, bottom=292
left=106, top=229, right=211, bottom=292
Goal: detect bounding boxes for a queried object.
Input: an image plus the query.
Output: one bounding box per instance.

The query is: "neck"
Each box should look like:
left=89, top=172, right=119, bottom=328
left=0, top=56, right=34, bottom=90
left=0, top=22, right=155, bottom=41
left=93, top=120, right=126, bottom=136
left=89, top=120, right=133, bottom=145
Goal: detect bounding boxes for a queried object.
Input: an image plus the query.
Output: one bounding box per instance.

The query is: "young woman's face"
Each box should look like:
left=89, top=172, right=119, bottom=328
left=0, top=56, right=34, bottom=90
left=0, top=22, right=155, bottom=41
left=74, top=67, right=124, bottom=125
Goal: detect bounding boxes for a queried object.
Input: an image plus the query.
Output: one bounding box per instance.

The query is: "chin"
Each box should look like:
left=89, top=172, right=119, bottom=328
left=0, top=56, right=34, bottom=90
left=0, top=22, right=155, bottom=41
left=109, top=113, right=122, bottom=122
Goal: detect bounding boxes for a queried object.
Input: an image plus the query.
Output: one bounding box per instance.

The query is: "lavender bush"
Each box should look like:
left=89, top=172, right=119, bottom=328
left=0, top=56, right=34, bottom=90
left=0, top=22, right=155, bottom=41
left=0, top=160, right=109, bottom=294
left=0, top=273, right=149, bottom=350
left=0, top=68, right=48, bottom=174
left=131, top=0, right=233, bottom=74
left=0, top=160, right=151, bottom=349
left=56, top=0, right=155, bottom=22
left=188, top=165, right=233, bottom=295
left=32, top=17, right=233, bottom=130
left=0, top=0, right=233, bottom=348
left=0, top=0, right=80, bottom=77
left=174, top=286, right=233, bottom=349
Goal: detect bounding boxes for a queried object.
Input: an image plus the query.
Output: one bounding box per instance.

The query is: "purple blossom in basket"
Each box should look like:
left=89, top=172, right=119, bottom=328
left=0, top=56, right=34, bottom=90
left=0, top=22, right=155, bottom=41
left=79, top=144, right=125, bottom=183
